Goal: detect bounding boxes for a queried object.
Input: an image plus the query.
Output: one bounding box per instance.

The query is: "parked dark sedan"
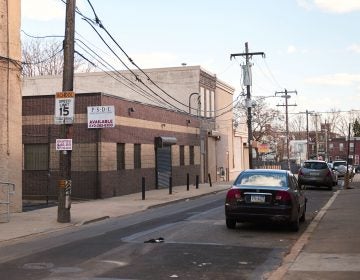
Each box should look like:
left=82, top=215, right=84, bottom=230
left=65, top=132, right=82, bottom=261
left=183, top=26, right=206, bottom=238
left=225, top=169, right=306, bottom=231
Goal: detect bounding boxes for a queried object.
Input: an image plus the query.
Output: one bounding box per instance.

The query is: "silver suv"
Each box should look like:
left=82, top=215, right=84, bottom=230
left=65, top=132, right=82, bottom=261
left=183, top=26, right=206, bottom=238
left=332, top=160, right=348, bottom=178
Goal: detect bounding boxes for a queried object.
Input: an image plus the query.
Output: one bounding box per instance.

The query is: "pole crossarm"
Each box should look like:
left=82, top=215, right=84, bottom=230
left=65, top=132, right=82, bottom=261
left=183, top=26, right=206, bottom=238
left=230, top=52, right=265, bottom=59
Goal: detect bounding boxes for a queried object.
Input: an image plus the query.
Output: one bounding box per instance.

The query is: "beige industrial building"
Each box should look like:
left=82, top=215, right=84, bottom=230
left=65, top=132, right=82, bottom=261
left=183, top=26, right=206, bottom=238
left=0, top=0, right=22, bottom=217
left=23, top=66, right=248, bottom=181
left=23, top=66, right=248, bottom=197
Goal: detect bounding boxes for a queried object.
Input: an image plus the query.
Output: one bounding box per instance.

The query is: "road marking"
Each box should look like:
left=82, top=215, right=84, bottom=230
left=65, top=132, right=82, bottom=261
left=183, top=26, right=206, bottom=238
left=265, top=190, right=340, bottom=280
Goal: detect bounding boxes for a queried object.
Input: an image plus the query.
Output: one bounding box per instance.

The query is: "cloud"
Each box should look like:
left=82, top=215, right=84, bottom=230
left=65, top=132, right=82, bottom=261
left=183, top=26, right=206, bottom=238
left=297, top=0, right=360, bottom=13
left=287, top=45, right=297, bottom=54
left=22, top=0, right=64, bottom=21
left=347, top=44, right=360, bottom=53
left=304, top=73, right=360, bottom=86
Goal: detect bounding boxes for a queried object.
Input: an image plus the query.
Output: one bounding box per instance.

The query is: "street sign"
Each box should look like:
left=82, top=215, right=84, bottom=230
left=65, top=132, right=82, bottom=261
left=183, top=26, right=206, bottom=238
left=56, top=139, right=73, bottom=151
left=54, top=91, right=75, bottom=124
left=87, top=105, right=115, bottom=128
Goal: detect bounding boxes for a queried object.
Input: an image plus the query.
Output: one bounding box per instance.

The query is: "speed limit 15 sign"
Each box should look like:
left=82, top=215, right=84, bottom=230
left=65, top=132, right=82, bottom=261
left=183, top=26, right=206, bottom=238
left=54, top=91, right=75, bottom=125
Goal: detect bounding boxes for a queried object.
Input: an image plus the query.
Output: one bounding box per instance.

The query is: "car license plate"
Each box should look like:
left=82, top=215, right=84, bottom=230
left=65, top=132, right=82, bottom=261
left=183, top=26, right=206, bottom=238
left=310, top=172, right=320, bottom=176
left=251, top=195, right=265, bottom=203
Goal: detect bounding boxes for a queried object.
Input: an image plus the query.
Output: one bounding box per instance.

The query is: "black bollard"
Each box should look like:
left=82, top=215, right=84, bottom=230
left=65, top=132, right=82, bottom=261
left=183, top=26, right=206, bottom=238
left=196, top=175, right=199, bottom=189
left=208, top=173, right=212, bottom=187
left=186, top=173, right=190, bottom=191
left=142, top=177, right=146, bottom=200
left=169, top=176, right=172, bottom=195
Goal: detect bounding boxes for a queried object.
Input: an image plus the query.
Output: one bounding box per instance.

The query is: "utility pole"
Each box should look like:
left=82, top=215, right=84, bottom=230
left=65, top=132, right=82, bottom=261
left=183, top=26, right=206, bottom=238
left=276, top=89, right=297, bottom=170
left=58, top=0, right=76, bottom=223
left=299, top=110, right=315, bottom=160
left=230, top=42, right=265, bottom=169
left=313, top=113, right=320, bottom=159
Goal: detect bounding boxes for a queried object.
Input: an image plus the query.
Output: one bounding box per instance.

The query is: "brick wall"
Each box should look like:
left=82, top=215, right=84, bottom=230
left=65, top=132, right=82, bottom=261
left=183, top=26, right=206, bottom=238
left=23, top=93, right=202, bottom=199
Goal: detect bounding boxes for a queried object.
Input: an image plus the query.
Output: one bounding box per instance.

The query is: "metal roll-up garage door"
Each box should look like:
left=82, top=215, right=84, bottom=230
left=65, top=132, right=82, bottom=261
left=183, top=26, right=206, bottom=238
left=155, top=137, right=176, bottom=188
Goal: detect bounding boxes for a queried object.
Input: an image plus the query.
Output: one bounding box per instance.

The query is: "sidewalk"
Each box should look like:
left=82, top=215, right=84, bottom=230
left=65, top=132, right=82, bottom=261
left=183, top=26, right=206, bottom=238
left=268, top=174, right=360, bottom=280
left=0, top=182, right=230, bottom=244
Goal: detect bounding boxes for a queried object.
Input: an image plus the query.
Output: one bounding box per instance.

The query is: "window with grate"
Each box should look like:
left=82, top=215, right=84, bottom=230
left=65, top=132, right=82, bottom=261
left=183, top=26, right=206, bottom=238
left=117, top=143, right=125, bottom=170
left=134, top=144, right=141, bottom=169
left=189, top=145, right=194, bottom=165
left=24, top=144, right=49, bottom=170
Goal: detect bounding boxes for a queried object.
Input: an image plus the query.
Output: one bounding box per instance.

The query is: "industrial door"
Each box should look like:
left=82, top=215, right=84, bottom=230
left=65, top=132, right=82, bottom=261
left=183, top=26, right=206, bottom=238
left=155, top=137, right=176, bottom=188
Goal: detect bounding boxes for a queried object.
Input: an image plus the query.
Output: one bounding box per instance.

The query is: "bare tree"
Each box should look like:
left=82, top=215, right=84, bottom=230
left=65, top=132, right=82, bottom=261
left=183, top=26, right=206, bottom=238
left=235, top=97, right=282, bottom=159
left=22, top=38, right=94, bottom=77
left=289, top=113, right=306, bottom=138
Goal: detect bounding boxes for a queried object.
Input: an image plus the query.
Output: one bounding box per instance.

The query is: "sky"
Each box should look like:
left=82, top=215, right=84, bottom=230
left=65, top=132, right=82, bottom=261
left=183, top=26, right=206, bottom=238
left=21, top=0, right=360, bottom=120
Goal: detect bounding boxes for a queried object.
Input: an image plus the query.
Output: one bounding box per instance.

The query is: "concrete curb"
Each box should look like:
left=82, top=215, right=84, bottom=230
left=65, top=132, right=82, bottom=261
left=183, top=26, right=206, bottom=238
left=266, top=190, right=340, bottom=280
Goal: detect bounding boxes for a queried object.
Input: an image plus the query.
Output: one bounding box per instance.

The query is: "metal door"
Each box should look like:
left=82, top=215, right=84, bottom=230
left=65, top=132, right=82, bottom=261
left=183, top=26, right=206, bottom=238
left=156, top=146, right=172, bottom=188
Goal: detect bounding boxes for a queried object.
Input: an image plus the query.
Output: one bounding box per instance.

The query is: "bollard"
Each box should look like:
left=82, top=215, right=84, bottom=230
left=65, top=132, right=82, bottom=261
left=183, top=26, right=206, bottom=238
left=187, top=173, right=190, bottom=191
left=142, top=177, right=146, bottom=200
left=169, top=176, right=172, bottom=195
left=344, top=172, right=350, bottom=189
left=196, top=175, right=199, bottom=189
left=208, top=173, right=212, bottom=187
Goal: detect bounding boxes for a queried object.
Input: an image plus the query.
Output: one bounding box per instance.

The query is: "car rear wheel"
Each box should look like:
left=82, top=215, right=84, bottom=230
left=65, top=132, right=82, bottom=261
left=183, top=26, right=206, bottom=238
left=300, top=205, right=306, bottom=222
left=226, top=218, right=236, bottom=229
left=290, top=214, right=300, bottom=232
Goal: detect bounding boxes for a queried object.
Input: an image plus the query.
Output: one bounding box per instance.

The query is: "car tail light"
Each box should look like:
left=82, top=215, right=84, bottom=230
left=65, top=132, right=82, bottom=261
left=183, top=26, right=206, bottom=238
left=326, top=170, right=332, bottom=177
left=226, top=188, right=243, bottom=203
left=275, top=190, right=291, bottom=203
left=298, top=170, right=303, bottom=176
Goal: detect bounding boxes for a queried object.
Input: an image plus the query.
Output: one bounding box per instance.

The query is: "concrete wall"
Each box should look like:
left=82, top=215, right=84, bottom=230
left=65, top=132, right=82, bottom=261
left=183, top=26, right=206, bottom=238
left=0, top=0, right=22, bottom=214
left=214, top=80, right=243, bottom=181
left=22, top=66, right=202, bottom=113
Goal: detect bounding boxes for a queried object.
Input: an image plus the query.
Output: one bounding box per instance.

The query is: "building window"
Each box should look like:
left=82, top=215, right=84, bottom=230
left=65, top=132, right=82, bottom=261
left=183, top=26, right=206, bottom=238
left=200, top=87, right=205, bottom=117
left=117, top=143, right=125, bottom=170
left=134, top=144, right=141, bottom=169
left=329, top=143, right=333, bottom=150
left=350, top=143, right=354, bottom=153
left=339, top=143, right=344, bottom=152
left=189, top=145, right=194, bottom=165
left=180, top=145, right=185, bottom=166
left=24, top=144, right=49, bottom=170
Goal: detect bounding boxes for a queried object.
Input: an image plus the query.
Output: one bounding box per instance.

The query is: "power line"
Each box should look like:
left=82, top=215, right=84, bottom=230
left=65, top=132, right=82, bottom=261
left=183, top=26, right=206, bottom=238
left=74, top=43, right=174, bottom=109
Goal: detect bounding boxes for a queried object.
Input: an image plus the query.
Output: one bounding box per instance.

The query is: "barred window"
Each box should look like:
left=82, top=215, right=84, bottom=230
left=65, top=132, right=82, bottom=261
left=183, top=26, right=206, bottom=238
left=189, top=145, right=194, bottom=165
left=180, top=145, right=185, bottom=166
left=134, top=144, right=141, bottom=169
left=24, top=144, right=49, bottom=170
left=117, top=143, right=125, bottom=170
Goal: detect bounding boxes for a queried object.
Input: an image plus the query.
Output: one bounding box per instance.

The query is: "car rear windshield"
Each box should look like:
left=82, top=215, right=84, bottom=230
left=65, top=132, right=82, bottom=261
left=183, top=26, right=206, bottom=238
left=303, top=162, right=328, bottom=170
left=235, top=173, right=287, bottom=187
left=333, top=161, right=347, bottom=167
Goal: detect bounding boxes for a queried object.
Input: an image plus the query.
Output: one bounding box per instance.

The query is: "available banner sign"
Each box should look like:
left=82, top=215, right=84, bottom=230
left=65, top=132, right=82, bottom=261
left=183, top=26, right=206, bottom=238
left=87, top=106, right=115, bottom=128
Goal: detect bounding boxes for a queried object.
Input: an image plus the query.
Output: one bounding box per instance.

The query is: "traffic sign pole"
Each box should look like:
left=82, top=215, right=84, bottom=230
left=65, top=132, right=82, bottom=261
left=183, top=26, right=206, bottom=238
left=57, top=0, right=75, bottom=223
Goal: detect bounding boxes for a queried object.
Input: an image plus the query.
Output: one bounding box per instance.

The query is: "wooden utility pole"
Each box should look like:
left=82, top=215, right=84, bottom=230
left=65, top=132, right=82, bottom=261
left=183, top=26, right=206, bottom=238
left=300, top=110, right=315, bottom=160
left=58, top=0, right=76, bottom=223
left=276, top=89, right=297, bottom=170
left=230, top=42, right=264, bottom=169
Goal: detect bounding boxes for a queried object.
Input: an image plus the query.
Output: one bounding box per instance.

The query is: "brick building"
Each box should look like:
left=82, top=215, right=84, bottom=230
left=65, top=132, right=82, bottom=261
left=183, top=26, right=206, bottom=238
left=23, top=93, right=203, bottom=199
